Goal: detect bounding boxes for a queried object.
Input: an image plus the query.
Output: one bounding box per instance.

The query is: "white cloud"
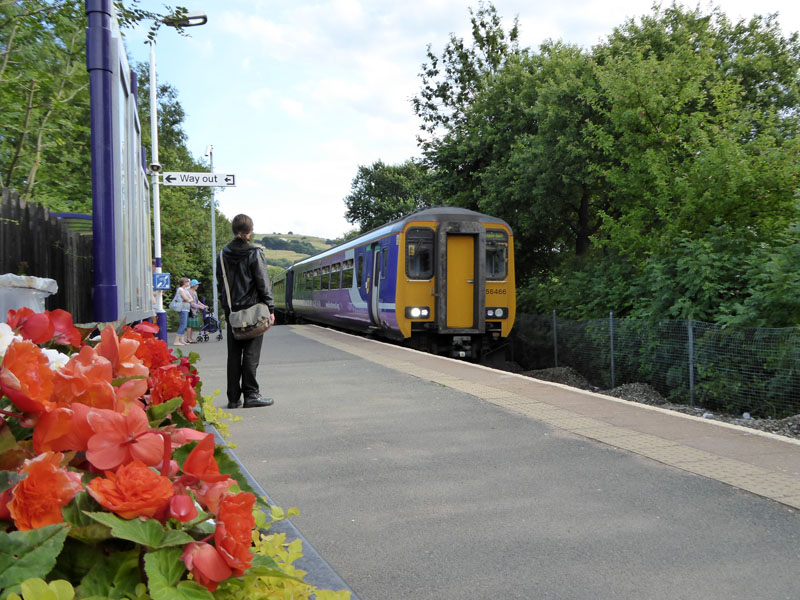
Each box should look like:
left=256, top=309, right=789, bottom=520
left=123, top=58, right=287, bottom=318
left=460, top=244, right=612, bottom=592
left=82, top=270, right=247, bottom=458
left=279, top=98, right=305, bottom=117
left=244, top=88, right=274, bottom=110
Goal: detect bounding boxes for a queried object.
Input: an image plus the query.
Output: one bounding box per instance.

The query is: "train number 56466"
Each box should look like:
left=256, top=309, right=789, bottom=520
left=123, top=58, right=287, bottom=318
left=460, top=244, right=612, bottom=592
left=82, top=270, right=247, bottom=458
left=486, top=288, right=507, bottom=295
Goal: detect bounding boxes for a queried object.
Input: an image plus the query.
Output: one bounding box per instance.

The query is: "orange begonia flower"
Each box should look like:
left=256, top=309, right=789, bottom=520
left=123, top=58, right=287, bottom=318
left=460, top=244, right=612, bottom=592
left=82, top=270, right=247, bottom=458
left=0, top=339, right=56, bottom=415
left=8, top=452, right=82, bottom=530
left=181, top=434, right=229, bottom=483
left=87, top=459, right=174, bottom=519
left=52, top=345, right=116, bottom=410
left=33, top=403, right=93, bottom=453
left=85, top=405, right=164, bottom=470
left=215, top=492, right=256, bottom=575
left=181, top=541, right=232, bottom=592
left=96, top=326, right=149, bottom=380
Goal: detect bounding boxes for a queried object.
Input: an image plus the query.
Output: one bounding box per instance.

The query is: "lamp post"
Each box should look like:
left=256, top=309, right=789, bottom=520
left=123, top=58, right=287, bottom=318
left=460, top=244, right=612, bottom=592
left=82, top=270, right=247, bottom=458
left=148, top=11, right=207, bottom=342
left=205, top=144, right=219, bottom=322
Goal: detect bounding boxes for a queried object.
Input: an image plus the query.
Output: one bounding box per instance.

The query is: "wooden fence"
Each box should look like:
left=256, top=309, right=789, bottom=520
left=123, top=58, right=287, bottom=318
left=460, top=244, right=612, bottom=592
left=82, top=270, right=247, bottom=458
left=0, top=188, right=93, bottom=323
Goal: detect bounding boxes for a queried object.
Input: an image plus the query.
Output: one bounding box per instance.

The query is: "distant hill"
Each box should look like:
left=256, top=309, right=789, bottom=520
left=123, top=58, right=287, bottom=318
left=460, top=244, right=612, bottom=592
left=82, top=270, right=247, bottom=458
left=255, top=233, right=335, bottom=271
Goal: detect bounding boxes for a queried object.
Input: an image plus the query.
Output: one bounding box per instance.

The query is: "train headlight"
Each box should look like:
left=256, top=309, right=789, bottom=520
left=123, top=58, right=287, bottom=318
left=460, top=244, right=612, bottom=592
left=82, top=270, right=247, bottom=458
left=405, top=306, right=430, bottom=319
left=486, top=307, right=507, bottom=319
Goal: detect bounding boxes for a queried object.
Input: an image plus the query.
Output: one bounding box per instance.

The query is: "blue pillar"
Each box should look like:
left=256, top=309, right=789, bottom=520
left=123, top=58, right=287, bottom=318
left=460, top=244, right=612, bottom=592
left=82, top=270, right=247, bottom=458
left=86, top=0, right=117, bottom=322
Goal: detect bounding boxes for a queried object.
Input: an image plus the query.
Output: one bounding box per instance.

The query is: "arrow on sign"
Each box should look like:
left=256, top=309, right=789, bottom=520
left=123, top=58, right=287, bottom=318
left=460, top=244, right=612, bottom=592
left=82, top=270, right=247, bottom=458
left=224, top=174, right=235, bottom=185
left=165, top=174, right=177, bottom=184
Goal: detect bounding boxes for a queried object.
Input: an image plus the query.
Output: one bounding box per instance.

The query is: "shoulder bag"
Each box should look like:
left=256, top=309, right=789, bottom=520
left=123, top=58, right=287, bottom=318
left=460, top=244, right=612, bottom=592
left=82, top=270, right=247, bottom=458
left=219, top=250, right=271, bottom=340
left=168, top=293, right=182, bottom=312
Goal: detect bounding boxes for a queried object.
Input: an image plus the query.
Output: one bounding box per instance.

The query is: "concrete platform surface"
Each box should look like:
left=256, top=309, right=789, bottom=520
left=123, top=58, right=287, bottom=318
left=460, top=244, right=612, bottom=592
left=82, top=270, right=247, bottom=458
left=183, top=324, right=800, bottom=600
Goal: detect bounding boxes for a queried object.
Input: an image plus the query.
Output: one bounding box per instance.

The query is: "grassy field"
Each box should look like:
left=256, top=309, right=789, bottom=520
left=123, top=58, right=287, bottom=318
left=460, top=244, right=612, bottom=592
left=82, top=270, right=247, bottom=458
left=256, top=233, right=333, bottom=270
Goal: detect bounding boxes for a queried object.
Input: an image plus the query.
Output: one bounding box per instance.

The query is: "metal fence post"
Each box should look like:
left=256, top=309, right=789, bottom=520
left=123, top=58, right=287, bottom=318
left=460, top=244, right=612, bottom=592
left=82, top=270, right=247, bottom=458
left=688, top=319, right=695, bottom=407
left=609, top=311, right=615, bottom=389
left=553, top=310, right=558, bottom=368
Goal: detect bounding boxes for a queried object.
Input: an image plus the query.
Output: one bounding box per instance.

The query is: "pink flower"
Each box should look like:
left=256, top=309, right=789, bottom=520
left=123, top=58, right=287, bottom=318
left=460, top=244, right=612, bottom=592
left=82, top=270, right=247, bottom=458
left=181, top=541, right=232, bottom=592
left=85, top=405, right=164, bottom=470
left=169, top=494, right=198, bottom=522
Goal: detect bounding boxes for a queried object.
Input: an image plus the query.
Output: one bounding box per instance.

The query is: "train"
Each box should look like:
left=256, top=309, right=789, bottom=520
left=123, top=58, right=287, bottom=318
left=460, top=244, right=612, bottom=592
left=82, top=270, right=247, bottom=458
left=271, top=206, right=516, bottom=359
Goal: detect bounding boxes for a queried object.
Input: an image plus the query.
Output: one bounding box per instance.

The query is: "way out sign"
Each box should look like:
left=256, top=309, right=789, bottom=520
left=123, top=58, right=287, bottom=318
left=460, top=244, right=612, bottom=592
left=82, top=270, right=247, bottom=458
left=162, top=172, right=236, bottom=187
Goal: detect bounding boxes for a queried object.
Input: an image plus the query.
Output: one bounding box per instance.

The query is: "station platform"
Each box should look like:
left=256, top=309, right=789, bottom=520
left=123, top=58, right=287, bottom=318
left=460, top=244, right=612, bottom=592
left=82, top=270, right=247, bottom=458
left=185, top=324, right=800, bottom=600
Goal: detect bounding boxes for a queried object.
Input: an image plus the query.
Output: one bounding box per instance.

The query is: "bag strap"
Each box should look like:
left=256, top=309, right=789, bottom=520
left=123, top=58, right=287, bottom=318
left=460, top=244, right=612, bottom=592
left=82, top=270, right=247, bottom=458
left=219, top=250, right=234, bottom=310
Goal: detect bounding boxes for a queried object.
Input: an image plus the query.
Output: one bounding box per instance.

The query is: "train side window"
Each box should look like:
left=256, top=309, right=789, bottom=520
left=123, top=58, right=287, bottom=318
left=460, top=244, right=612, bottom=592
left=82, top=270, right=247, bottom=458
left=406, top=228, right=434, bottom=279
left=342, top=259, right=354, bottom=288
left=321, top=266, right=330, bottom=290
left=331, top=262, right=341, bottom=289
left=356, top=255, right=364, bottom=287
left=486, top=230, right=508, bottom=280
left=314, top=269, right=322, bottom=290
left=381, top=248, right=387, bottom=280
left=304, top=272, right=312, bottom=290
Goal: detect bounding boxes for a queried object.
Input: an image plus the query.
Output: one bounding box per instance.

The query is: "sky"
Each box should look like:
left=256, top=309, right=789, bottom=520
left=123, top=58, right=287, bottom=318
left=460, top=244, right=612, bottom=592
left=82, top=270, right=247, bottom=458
left=124, top=0, right=800, bottom=239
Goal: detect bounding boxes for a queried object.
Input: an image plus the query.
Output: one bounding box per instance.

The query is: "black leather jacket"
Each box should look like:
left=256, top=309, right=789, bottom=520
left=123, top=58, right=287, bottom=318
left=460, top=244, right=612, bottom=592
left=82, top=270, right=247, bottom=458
left=217, top=238, right=274, bottom=315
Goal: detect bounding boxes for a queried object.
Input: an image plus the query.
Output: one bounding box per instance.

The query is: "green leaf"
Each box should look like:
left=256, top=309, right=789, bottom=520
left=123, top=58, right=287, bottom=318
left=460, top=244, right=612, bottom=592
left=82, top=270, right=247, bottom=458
left=76, top=549, right=141, bottom=600
left=144, top=548, right=213, bottom=600
left=83, top=512, right=193, bottom=549
left=147, top=397, right=184, bottom=426
left=62, top=493, right=112, bottom=545
left=0, top=422, right=19, bottom=454
left=0, top=471, right=25, bottom=493
left=0, top=524, right=69, bottom=590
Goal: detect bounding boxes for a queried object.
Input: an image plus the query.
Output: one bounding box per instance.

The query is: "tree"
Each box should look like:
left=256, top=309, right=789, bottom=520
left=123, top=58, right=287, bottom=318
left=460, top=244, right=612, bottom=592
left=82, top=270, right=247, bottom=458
left=0, top=1, right=91, bottom=210
left=413, top=1, right=521, bottom=210
left=344, top=159, right=433, bottom=232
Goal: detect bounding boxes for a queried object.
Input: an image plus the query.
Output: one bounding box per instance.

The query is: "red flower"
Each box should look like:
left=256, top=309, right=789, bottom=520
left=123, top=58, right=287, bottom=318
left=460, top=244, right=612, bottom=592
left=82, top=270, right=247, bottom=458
left=181, top=541, right=232, bottom=592
left=215, top=492, right=256, bottom=575
left=149, top=364, right=198, bottom=422
left=181, top=434, right=229, bottom=483
left=6, top=308, right=54, bottom=345
left=124, top=328, right=174, bottom=370
left=0, top=339, right=55, bottom=415
left=85, top=405, right=164, bottom=470
left=48, top=309, right=83, bottom=348
left=87, top=459, right=174, bottom=519
left=8, top=452, right=82, bottom=530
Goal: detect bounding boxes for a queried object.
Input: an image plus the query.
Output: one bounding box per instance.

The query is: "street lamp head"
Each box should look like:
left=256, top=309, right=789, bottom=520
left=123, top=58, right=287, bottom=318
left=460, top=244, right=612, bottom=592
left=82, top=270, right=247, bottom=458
left=163, top=10, right=208, bottom=28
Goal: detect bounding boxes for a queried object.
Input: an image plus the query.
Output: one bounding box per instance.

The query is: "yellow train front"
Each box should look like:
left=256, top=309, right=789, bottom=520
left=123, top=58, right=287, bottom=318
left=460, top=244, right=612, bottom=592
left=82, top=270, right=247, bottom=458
left=273, top=206, right=516, bottom=360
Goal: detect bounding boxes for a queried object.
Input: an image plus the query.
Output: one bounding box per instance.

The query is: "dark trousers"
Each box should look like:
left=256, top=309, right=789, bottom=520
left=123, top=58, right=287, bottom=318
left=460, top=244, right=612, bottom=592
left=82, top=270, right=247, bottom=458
left=225, top=325, right=264, bottom=404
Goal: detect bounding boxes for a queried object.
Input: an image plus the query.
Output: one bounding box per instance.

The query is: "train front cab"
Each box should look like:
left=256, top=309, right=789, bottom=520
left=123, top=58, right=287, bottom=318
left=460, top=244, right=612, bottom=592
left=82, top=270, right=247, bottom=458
left=396, top=215, right=515, bottom=359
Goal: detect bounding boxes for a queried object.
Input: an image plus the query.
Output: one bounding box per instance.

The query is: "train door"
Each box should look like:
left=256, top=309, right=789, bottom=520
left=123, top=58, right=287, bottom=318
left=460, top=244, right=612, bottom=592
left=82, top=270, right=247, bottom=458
left=368, top=245, right=381, bottom=325
left=445, top=234, right=475, bottom=329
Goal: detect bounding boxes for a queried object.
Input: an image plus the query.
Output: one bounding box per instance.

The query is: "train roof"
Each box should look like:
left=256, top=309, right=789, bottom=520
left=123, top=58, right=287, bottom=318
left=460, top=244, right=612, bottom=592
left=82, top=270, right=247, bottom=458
left=289, top=206, right=512, bottom=269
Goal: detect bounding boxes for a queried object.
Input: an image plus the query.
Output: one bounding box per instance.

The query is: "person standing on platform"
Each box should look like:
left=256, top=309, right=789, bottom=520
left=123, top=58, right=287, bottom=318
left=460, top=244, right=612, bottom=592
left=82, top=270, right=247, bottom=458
left=172, top=277, right=193, bottom=346
left=217, top=214, right=275, bottom=409
left=185, top=279, right=207, bottom=343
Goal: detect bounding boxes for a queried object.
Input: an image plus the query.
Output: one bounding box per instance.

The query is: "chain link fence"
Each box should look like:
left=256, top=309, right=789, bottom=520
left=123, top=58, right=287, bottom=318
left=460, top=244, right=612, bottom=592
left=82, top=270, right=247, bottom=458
left=511, top=313, right=800, bottom=419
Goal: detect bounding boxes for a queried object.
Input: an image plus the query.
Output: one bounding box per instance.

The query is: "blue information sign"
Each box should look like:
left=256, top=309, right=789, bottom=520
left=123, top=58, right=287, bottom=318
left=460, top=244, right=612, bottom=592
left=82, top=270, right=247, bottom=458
left=153, top=272, right=171, bottom=290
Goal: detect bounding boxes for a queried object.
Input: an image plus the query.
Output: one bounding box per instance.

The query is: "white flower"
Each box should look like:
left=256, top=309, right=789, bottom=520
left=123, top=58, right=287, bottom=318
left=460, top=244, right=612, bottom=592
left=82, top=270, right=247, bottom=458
left=41, top=347, right=70, bottom=370
left=0, top=322, right=22, bottom=358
